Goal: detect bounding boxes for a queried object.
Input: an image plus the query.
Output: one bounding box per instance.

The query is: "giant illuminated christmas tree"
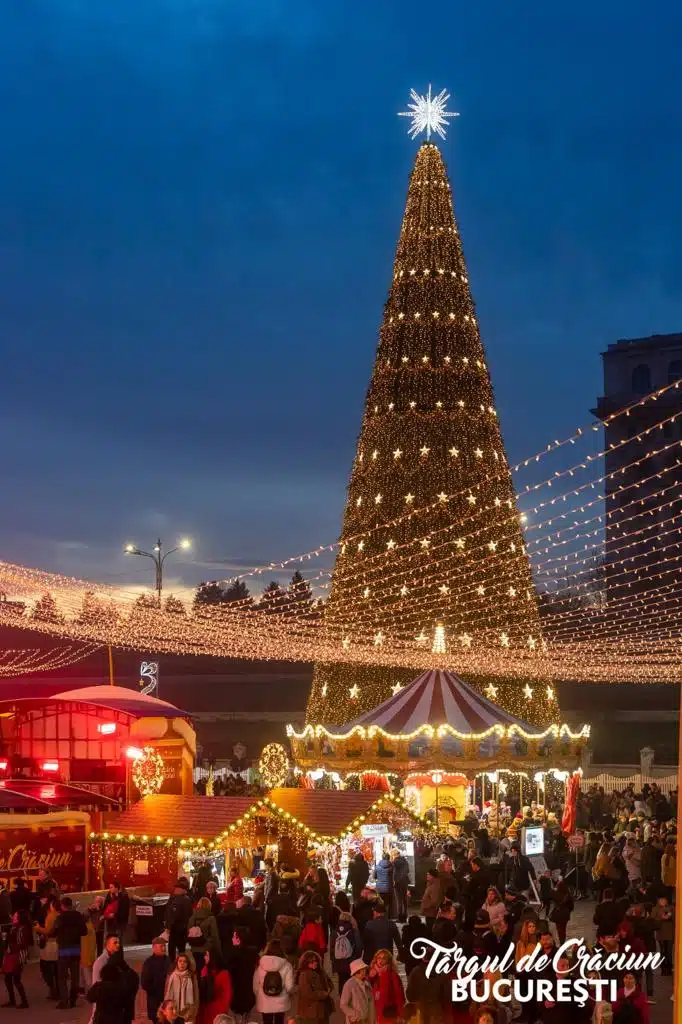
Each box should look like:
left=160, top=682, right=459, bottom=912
left=308, top=89, right=555, bottom=728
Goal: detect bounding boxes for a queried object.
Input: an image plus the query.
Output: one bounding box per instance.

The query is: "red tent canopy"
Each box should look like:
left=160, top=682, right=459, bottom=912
left=0, top=786, right=51, bottom=810
left=339, top=669, right=541, bottom=735
left=1, top=779, right=119, bottom=809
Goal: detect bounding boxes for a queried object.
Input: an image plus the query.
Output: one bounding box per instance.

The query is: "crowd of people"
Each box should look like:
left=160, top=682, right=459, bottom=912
left=0, top=780, right=675, bottom=1024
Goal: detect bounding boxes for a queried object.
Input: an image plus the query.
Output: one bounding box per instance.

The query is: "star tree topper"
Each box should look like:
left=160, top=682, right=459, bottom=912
left=398, top=84, right=459, bottom=140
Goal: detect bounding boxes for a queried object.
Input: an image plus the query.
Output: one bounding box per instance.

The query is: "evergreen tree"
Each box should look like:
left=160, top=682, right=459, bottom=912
left=193, top=581, right=227, bottom=610
left=287, top=570, right=313, bottom=614
left=78, top=590, right=118, bottom=626
left=164, top=593, right=186, bottom=615
left=308, top=142, right=553, bottom=728
left=31, top=592, right=63, bottom=623
left=259, top=580, right=288, bottom=614
left=223, top=579, right=252, bottom=605
left=133, top=593, right=158, bottom=611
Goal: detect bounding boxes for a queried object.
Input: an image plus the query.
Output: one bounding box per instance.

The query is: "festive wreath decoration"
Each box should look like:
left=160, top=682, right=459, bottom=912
left=258, top=743, right=290, bottom=789
left=131, top=745, right=165, bottom=795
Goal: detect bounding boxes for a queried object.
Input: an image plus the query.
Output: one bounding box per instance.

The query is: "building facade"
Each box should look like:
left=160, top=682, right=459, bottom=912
left=594, top=333, right=682, bottom=607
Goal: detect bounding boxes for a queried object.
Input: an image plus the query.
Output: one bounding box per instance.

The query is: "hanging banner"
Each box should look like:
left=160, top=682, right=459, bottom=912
left=0, top=820, right=87, bottom=892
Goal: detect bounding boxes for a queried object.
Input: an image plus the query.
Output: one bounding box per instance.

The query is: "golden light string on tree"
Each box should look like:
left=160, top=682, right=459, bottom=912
left=325, top=510, right=682, bottom=637
left=315, top=441, right=682, bottom=619
left=221, top=380, right=682, bottom=586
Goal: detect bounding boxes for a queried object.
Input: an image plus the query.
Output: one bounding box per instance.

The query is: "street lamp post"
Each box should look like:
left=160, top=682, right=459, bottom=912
left=431, top=772, right=443, bottom=827
left=124, top=537, right=191, bottom=608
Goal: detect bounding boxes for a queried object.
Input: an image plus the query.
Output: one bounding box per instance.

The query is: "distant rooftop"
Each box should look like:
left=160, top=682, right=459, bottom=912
left=604, top=332, right=682, bottom=354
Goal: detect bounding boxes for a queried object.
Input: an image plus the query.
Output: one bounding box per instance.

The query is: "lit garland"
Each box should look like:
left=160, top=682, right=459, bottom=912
left=0, top=642, right=99, bottom=677
left=258, top=743, right=290, bottom=789
left=90, top=792, right=435, bottom=851
left=131, top=746, right=165, bottom=796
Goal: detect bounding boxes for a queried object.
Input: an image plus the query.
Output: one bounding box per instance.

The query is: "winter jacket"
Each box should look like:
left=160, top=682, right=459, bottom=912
left=373, top=856, right=392, bottom=895
left=651, top=904, right=674, bottom=942
left=165, top=892, right=193, bottom=932
left=252, top=952, right=294, bottom=1015
left=371, top=966, right=405, bottom=1024
left=0, top=888, right=11, bottom=924
left=271, top=913, right=301, bottom=960
left=263, top=869, right=280, bottom=903
left=639, top=842, right=662, bottom=884
left=197, top=967, right=232, bottom=1024
left=613, top=986, right=649, bottom=1024
left=623, top=842, right=642, bottom=881
left=508, top=853, right=536, bottom=891
left=406, top=964, right=448, bottom=1024
left=346, top=853, right=370, bottom=894
left=482, top=898, right=506, bottom=930
left=296, top=962, right=333, bottom=1020
left=420, top=877, right=442, bottom=918
left=141, top=953, right=171, bottom=1013
left=87, top=959, right=139, bottom=1024
left=225, top=944, right=258, bottom=1014
left=661, top=852, right=676, bottom=887
left=187, top=905, right=220, bottom=955
left=340, top=975, right=376, bottom=1023
left=103, top=889, right=130, bottom=929
left=362, top=916, right=401, bottom=964
left=400, top=920, right=428, bottom=975
left=299, top=920, right=327, bottom=955
left=164, top=967, right=200, bottom=1023
left=353, top=897, right=378, bottom=936
left=52, top=907, right=88, bottom=951
left=331, top=912, right=362, bottom=971
left=392, top=855, right=410, bottom=888
left=81, top=919, right=98, bottom=968
left=224, top=875, right=243, bottom=905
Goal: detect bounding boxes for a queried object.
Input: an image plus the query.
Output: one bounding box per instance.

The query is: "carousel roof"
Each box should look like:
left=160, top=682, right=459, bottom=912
left=340, top=669, right=541, bottom=735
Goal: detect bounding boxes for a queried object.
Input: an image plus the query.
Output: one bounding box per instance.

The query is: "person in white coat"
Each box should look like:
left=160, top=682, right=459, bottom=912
left=252, top=940, right=294, bottom=1024
left=340, top=959, right=376, bottom=1023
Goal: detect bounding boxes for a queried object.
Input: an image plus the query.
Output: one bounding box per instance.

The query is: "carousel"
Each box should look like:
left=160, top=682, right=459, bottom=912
left=288, top=668, right=590, bottom=829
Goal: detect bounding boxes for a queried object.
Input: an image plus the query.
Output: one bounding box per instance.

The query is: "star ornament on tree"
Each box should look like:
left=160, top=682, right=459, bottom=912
left=398, top=85, right=460, bottom=140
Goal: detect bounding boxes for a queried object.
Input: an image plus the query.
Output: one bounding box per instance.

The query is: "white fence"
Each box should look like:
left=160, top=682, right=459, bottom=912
left=583, top=772, right=678, bottom=795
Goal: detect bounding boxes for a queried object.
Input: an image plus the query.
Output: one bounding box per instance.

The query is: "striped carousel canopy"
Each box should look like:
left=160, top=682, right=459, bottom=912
left=339, top=669, right=540, bottom=736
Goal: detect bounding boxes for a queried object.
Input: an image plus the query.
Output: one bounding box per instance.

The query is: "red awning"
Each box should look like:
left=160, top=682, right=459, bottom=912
left=0, top=785, right=51, bottom=810
left=2, top=779, right=120, bottom=809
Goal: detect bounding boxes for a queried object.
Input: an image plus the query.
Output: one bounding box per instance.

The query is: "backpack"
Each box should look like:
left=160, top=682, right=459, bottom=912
left=187, top=924, right=203, bottom=943
left=334, top=925, right=353, bottom=961
left=263, top=969, right=283, bottom=997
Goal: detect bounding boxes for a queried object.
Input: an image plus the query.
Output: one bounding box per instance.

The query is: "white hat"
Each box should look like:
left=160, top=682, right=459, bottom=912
left=350, top=958, right=367, bottom=976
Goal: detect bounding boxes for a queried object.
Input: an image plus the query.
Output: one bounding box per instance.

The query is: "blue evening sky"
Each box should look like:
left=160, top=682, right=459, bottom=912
left=1, top=1, right=681, bottom=599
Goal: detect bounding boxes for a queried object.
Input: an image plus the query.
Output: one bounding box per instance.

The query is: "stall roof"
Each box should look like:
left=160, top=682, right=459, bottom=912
left=97, top=788, right=435, bottom=847
left=103, top=794, right=256, bottom=841
left=266, top=788, right=392, bottom=837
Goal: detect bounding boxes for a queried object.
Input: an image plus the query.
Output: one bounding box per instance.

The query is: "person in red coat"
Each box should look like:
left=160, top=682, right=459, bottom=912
left=299, top=910, right=327, bottom=956
left=197, top=950, right=232, bottom=1024
left=224, top=867, right=243, bottom=907
left=369, top=949, right=405, bottom=1024
left=614, top=972, right=649, bottom=1024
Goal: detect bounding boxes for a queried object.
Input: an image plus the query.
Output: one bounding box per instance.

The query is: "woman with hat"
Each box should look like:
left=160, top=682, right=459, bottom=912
left=340, top=958, right=376, bottom=1023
